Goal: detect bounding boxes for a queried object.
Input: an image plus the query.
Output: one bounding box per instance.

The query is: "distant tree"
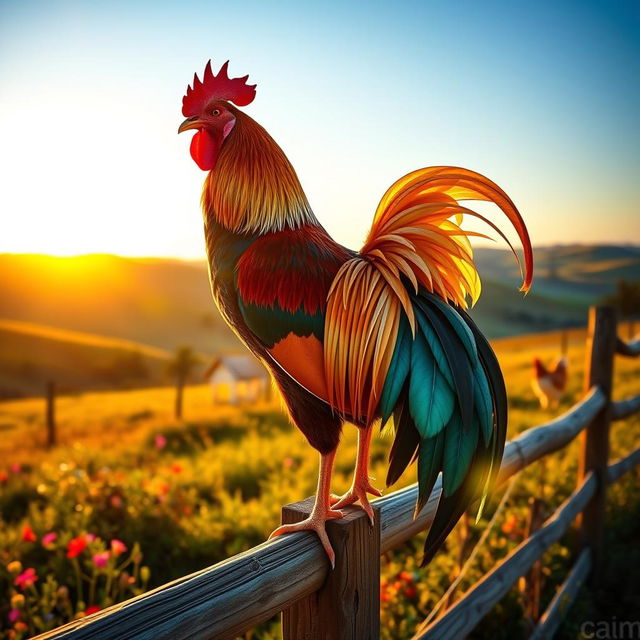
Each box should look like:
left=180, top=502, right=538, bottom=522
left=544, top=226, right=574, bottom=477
left=603, top=280, right=640, bottom=338
left=167, top=346, right=200, bottom=419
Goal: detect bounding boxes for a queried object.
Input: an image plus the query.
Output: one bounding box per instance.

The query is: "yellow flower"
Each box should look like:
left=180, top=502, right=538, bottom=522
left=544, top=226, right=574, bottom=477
left=7, top=561, right=22, bottom=575
left=11, top=594, right=25, bottom=609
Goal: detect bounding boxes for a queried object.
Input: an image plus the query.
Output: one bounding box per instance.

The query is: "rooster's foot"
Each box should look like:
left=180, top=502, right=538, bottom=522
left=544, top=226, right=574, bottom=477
left=268, top=507, right=344, bottom=568
left=331, top=480, right=382, bottom=526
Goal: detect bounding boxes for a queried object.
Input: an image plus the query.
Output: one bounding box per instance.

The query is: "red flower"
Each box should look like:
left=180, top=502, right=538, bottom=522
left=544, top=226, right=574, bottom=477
left=92, top=551, right=110, bottom=568
left=502, top=515, right=516, bottom=533
left=0, top=471, right=8, bottom=483
left=67, top=536, right=88, bottom=558
left=170, top=463, right=183, bottom=474
left=404, top=586, right=417, bottom=599
left=85, top=605, right=101, bottom=615
left=21, top=525, right=37, bottom=543
left=501, top=514, right=523, bottom=540
left=14, top=568, right=38, bottom=591
left=399, top=571, right=414, bottom=583
left=110, top=539, right=127, bottom=556
left=109, top=494, right=123, bottom=509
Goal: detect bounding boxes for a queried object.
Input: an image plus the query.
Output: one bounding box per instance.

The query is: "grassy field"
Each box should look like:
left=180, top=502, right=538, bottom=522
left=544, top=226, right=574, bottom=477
left=0, top=325, right=639, bottom=639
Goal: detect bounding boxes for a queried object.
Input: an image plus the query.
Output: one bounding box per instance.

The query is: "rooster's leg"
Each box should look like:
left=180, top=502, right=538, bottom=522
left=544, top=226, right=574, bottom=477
left=268, top=448, right=343, bottom=568
left=331, top=427, right=382, bottom=524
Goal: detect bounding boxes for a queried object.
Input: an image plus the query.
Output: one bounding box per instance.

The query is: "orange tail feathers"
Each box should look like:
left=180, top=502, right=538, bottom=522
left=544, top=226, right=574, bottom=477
left=366, top=165, right=533, bottom=307
left=324, top=166, right=533, bottom=421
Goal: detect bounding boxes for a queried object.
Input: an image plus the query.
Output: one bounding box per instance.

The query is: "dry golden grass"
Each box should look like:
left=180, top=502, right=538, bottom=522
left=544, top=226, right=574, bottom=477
left=2, top=322, right=637, bottom=483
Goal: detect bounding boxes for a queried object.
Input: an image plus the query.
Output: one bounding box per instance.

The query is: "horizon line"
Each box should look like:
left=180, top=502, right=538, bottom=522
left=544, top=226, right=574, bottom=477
left=2, top=241, right=640, bottom=262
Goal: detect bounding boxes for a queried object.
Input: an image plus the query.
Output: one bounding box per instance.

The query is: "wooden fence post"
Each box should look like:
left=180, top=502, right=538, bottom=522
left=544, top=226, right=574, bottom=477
left=46, top=381, right=57, bottom=448
left=281, top=497, right=380, bottom=640
left=578, top=306, right=617, bottom=582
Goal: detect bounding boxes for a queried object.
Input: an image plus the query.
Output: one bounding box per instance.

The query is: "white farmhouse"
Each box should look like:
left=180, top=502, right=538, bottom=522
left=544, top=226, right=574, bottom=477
left=204, top=355, right=270, bottom=405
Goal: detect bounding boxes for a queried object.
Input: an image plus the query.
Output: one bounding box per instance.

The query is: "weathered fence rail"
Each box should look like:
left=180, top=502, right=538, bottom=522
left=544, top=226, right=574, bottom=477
left=415, top=472, right=598, bottom=640
left=616, top=336, right=640, bottom=357
left=34, top=307, right=640, bottom=640
left=612, top=394, right=640, bottom=421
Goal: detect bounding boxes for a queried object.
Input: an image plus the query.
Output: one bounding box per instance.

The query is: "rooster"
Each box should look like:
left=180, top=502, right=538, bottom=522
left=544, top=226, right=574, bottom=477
left=178, top=61, right=533, bottom=566
left=532, top=357, right=568, bottom=409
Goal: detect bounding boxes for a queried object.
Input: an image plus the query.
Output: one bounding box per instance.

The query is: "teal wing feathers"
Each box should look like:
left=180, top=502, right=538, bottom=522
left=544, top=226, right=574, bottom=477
left=382, top=291, right=506, bottom=565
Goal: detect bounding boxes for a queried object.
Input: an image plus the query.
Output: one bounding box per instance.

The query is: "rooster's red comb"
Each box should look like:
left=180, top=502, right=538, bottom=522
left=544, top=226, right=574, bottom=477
left=182, top=60, right=256, bottom=117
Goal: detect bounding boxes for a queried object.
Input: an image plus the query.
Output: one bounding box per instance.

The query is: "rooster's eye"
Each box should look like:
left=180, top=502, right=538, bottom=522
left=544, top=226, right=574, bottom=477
left=211, top=109, right=221, bottom=116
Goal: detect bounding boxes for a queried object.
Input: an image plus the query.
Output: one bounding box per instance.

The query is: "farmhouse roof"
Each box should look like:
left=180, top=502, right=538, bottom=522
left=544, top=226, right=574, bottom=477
left=204, top=354, right=268, bottom=381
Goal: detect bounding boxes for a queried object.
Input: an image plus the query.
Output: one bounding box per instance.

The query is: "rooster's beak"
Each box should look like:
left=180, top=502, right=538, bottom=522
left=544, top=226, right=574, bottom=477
left=178, top=117, right=202, bottom=134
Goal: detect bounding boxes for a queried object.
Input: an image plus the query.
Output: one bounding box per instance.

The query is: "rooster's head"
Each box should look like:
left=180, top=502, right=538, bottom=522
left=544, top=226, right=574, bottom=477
left=178, top=61, right=256, bottom=171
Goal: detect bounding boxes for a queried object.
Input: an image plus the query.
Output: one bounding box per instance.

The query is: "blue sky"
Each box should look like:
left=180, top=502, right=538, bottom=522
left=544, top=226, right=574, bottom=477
left=1, top=0, right=638, bottom=257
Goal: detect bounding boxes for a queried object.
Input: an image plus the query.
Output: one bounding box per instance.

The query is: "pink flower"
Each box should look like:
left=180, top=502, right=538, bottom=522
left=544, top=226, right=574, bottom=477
left=155, top=434, right=167, bottom=450
left=84, top=533, right=96, bottom=543
left=8, top=609, right=20, bottom=623
left=41, top=532, right=58, bottom=547
left=92, top=551, right=110, bottom=568
left=14, top=568, right=38, bottom=590
left=67, top=536, right=88, bottom=558
left=21, top=525, right=37, bottom=543
left=10, top=463, right=21, bottom=474
left=110, top=539, right=127, bottom=556
left=85, top=605, right=101, bottom=615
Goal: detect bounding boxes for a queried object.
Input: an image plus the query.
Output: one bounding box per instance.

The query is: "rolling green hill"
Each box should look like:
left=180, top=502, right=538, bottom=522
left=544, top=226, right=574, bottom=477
left=470, top=244, right=640, bottom=336
left=0, top=319, right=174, bottom=399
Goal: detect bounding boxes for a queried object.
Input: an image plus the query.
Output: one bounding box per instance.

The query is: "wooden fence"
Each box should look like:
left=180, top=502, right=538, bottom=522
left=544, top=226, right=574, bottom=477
left=35, top=307, right=640, bottom=640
